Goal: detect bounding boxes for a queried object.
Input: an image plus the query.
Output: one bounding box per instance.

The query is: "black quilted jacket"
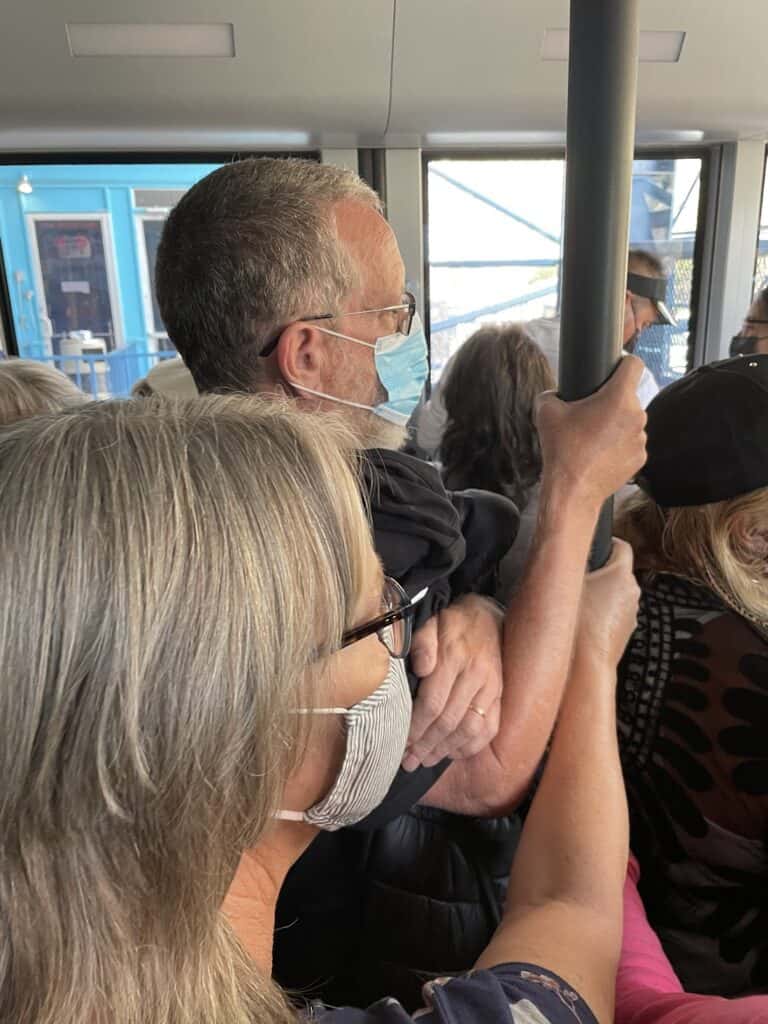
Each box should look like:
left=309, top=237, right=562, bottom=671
left=273, top=449, right=521, bottom=1011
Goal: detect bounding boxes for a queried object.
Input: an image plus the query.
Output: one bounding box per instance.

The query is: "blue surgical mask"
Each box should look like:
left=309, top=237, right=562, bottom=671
left=289, top=314, right=429, bottom=426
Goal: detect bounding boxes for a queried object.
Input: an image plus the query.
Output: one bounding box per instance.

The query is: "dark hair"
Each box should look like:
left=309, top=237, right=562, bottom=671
left=751, top=285, right=768, bottom=319
left=155, top=158, right=379, bottom=393
left=628, top=247, right=665, bottom=277
left=440, top=324, right=556, bottom=509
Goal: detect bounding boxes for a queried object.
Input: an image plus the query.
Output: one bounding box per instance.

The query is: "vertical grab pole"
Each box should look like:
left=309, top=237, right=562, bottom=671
left=558, top=0, right=640, bottom=568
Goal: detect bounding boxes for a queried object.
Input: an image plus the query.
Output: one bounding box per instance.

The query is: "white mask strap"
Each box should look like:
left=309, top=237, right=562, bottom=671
left=275, top=706, right=346, bottom=824
left=287, top=380, right=378, bottom=415
left=316, top=326, right=376, bottom=350
left=275, top=809, right=307, bottom=822
left=293, top=707, right=347, bottom=715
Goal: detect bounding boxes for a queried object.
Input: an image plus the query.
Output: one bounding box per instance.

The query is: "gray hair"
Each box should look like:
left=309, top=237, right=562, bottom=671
left=0, top=395, right=372, bottom=1024
left=156, top=158, right=382, bottom=394
left=0, top=358, right=88, bottom=425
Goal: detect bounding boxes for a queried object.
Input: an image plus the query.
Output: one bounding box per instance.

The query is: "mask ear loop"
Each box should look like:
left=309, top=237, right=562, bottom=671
left=275, top=809, right=307, bottom=822
left=292, top=707, right=347, bottom=715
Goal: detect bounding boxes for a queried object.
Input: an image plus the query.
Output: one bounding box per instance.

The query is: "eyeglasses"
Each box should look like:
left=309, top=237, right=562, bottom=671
left=340, top=576, right=428, bottom=659
left=260, top=292, right=416, bottom=357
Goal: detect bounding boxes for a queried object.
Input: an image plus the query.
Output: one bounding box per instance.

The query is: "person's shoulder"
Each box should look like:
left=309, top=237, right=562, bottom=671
left=132, top=357, right=198, bottom=398
left=361, top=448, right=450, bottom=506
left=308, top=997, right=412, bottom=1022
left=311, top=965, right=596, bottom=1024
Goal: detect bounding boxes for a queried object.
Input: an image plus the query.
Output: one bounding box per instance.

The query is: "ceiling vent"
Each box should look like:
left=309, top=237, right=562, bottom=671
left=66, top=23, right=235, bottom=58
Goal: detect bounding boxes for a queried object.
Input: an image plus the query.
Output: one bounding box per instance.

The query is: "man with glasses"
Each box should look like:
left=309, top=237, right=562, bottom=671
left=155, top=157, right=646, bottom=1009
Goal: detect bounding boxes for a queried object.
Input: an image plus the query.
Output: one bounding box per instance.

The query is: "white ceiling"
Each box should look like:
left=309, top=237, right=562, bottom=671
left=387, top=0, right=768, bottom=145
left=0, top=0, right=766, bottom=151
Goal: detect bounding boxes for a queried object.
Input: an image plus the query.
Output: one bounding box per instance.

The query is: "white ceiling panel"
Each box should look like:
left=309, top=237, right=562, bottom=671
left=0, top=0, right=394, bottom=144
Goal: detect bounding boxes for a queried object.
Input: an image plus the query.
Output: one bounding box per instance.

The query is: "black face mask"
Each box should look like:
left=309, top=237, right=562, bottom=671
left=730, top=318, right=768, bottom=357
left=730, top=334, right=760, bottom=357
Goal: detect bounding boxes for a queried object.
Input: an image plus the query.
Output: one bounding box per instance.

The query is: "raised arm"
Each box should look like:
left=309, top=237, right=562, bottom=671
left=474, top=538, right=639, bottom=1024
left=422, top=355, right=646, bottom=815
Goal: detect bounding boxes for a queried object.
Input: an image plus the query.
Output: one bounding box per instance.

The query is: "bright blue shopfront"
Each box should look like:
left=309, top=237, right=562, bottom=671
left=0, top=162, right=220, bottom=395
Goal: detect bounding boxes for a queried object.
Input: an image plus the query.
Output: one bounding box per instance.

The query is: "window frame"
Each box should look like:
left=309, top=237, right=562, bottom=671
left=751, top=145, right=768, bottom=300
left=134, top=210, right=171, bottom=346
left=421, top=145, right=713, bottom=384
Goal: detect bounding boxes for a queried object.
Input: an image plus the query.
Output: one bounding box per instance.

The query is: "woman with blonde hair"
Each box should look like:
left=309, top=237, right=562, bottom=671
left=0, top=394, right=638, bottom=1024
left=614, top=355, right=768, bottom=1021
left=0, top=357, right=87, bottom=424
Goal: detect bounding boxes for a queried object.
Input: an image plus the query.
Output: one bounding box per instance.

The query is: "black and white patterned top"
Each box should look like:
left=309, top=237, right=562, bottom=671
left=618, top=573, right=768, bottom=997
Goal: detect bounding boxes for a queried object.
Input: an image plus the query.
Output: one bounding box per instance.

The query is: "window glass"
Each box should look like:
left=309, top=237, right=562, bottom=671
left=754, top=151, right=768, bottom=298
left=0, top=162, right=218, bottom=397
left=426, top=155, right=703, bottom=390
left=32, top=218, right=117, bottom=347
left=139, top=216, right=171, bottom=345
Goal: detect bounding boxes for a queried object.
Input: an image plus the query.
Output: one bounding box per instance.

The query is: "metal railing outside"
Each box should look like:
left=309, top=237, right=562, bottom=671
left=27, top=341, right=179, bottom=398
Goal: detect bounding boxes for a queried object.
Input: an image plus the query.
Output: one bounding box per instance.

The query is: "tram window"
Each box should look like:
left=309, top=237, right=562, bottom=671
left=754, top=150, right=768, bottom=296
left=425, top=154, right=703, bottom=390
left=0, top=162, right=226, bottom=397
left=137, top=214, right=173, bottom=350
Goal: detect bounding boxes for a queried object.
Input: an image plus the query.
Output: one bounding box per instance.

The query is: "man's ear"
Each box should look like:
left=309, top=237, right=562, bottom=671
left=275, top=322, right=331, bottom=390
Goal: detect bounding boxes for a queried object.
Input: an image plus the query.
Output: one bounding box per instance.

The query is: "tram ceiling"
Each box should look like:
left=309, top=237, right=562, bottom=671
left=0, top=0, right=765, bottom=150
left=387, top=0, right=768, bottom=145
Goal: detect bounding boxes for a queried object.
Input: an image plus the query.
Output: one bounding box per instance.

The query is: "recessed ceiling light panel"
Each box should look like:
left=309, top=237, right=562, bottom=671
left=542, top=28, right=685, bottom=63
left=66, top=23, right=235, bottom=58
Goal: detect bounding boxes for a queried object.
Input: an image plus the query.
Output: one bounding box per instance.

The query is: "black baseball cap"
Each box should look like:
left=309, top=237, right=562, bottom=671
left=636, top=354, right=768, bottom=507
left=627, top=271, right=677, bottom=327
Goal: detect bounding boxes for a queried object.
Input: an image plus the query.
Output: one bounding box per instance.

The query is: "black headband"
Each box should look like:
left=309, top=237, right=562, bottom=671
left=627, top=271, right=667, bottom=301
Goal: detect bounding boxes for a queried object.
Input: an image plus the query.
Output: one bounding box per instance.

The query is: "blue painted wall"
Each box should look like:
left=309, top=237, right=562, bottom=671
left=0, top=163, right=220, bottom=359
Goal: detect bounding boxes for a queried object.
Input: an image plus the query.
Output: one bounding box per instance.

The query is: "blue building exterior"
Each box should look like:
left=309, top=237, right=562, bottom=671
left=0, top=162, right=220, bottom=394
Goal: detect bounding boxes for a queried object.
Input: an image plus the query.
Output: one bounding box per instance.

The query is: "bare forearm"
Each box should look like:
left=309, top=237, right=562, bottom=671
left=475, top=650, right=628, bottom=1022
left=421, top=481, right=601, bottom=815
left=503, top=649, right=627, bottom=916
left=493, top=482, right=601, bottom=776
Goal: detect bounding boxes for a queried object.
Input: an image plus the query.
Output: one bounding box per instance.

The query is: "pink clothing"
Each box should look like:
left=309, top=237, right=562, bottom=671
left=615, top=858, right=768, bottom=1024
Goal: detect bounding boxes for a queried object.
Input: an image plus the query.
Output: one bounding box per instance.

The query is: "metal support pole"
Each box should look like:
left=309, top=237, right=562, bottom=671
left=358, top=149, right=387, bottom=208
left=559, top=0, right=640, bottom=567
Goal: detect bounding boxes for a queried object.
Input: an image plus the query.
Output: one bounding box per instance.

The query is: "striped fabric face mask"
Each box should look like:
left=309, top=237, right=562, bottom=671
left=277, top=655, right=412, bottom=832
